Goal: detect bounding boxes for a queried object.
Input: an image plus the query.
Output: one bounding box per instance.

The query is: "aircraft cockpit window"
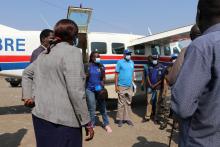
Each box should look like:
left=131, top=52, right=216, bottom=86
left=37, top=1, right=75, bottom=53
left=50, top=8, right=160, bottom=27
left=91, top=42, right=107, bottom=54
left=134, top=45, right=145, bottom=55
left=173, top=47, right=180, bottom=54
left=164, top=46, right=171, bottom=56
left=112, top=43, right=125, bottom=54
left=151, top=45, right=161, bottom=55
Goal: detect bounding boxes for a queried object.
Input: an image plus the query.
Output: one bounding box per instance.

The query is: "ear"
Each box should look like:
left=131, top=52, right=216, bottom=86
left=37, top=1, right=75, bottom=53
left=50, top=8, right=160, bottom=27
left=41, top=38, right=46, bottom=43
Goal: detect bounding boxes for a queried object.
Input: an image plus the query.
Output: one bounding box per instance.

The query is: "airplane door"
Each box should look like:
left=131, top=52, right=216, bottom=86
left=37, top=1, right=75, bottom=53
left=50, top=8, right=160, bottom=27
left=67, top=6, right=92, bottom=63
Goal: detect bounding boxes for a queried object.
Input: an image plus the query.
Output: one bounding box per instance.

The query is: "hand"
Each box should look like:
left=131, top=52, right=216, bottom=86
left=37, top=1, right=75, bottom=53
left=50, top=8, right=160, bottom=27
left=147, top=77, right=154, bottom=89
left=115, top=86, right=119, bottom=93
left=85, top=122, right=94, bottom=141
left=22, top=98, right=35, bottom=108
left=152, top=81, right=162, bottom=89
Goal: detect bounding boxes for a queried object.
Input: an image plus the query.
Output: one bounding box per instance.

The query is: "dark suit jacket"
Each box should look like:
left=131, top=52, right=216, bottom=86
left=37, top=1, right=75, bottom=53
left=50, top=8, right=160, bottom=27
left=30, top=46, right=46, bottom=63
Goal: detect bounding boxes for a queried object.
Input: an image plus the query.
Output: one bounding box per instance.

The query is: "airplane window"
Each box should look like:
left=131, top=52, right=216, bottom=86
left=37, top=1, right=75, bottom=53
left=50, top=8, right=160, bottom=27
left=164, top=46, right=171, bottom=56
left=112, top=43, right=125, bottom=54
left=151, top=45, right=161, bottom=55
left=91, top=42, right=107, bottom=54
left=67, top=7, right=92, bottom=33
left=134, top=45, right=145, bottom=55
left=173, top=47, right=180, bottom=54
left=69, top=13, right=89, bottom=27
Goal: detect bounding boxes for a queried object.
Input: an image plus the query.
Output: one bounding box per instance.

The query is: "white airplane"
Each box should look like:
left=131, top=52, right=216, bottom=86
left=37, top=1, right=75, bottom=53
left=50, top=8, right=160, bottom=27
left=0, top=6, right=192, bottom=96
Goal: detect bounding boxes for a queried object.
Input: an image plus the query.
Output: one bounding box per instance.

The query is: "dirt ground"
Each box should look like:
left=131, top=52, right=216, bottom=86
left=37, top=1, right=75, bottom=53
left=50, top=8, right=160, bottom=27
left=0, top=77, right=178, bottom=147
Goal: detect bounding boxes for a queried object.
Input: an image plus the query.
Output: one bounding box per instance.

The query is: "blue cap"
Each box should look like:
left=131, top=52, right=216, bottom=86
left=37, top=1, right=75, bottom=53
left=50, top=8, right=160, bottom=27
left=171, top=53, right=178, bottom=59
left=123, top=49, right=132, bottom=54
left=152, top=54, right=159, bottom=59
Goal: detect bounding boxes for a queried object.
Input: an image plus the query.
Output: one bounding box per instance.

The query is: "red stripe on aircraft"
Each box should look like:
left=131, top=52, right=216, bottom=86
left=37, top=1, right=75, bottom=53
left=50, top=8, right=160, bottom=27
left=100, top=56, right=123, bottom=60
left=105, top=65, right=144, bottom=70
left=105, top=72, right=115, bottom=75
left=131, top=57, right=148, bottom=60
left=159, top=56, right=171, bottom=62
left=0, top=55, right=31, bottom=62
left=105, top=70, right=143, bottom=75
left=100, top=55, right=148, bottom=60
left=135, top=66, right=144, bottom=68
left=105, top=67, right=115, bottom=70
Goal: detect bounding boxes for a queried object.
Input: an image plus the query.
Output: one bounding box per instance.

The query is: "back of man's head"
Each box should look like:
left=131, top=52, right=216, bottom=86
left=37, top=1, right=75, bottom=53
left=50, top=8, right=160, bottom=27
left=40, top=29, right=53, bottom=43
left=190, top=24, right=201, bottom=41
left=197, top=0, right=220, bottom=32
left=198, top=0, right=220, bottom=16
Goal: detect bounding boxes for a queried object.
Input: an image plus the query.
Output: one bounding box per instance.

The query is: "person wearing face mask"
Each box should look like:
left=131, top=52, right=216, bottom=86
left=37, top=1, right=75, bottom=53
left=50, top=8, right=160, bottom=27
left=142, top=54, right=166, bottom=124
left=85, top=51, right=112, bottom=133
left=115, top=49, right=134, bottom=127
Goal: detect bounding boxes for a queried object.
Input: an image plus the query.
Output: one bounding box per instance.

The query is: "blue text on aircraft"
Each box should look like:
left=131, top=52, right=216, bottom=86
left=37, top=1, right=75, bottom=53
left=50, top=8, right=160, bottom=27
left=0, top=38, right=25, bottom=51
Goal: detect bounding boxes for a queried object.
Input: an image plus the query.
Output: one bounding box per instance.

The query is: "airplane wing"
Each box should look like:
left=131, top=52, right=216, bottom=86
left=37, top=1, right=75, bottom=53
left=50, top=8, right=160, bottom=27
left=126, top=25, right=193, bottom=82
left=128, top=25, right=193, bottom=47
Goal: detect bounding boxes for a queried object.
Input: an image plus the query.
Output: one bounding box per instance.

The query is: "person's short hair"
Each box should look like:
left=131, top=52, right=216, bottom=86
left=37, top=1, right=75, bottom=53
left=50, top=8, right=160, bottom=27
left=54, top=19, right=78, bottom=44
left=40, top=29, right=53, bottom=43
left=198, top=0, right=220, bottom=18
left=190, top=24, right=201, bottom=41
left=89, top=51, right=99, bottom=63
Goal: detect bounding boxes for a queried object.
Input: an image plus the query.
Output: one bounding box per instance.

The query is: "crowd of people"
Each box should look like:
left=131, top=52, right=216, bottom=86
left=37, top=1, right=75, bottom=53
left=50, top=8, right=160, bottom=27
left=21, top=0, right=220, bottom=146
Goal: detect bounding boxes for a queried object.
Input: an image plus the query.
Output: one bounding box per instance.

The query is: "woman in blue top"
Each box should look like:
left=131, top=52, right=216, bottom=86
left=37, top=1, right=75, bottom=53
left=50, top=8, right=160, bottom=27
left=86, top=51, right=112, bottom=133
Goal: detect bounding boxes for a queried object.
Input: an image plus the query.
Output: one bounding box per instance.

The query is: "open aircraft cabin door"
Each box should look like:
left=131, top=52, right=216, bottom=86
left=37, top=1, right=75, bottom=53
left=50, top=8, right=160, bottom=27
left=67, top=6, right=92, bottom=63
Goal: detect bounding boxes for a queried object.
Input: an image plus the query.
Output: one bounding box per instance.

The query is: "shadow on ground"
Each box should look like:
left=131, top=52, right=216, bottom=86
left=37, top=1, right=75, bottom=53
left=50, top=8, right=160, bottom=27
left=166, top=128, right=179, bottom=145
left=132, top=136, right=168, bottom=147
left=0, top=128, right=27, bottom=147
left=0, top=105, right=31, bottom=115
left=131, top=94, right=146, bottom=119
left=106, top=98, right=118, bottom=110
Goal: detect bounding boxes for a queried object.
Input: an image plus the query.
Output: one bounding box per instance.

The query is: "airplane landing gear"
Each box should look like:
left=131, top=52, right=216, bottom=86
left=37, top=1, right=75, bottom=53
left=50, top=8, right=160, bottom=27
left=5, top=78, right=21, bottom=87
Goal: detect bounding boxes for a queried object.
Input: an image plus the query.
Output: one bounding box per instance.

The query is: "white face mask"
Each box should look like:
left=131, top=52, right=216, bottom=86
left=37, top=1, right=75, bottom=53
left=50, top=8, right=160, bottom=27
left=152, top=60, right=158, bottom=65
left=95, top=58, right=101, bottom=63
left=125, top=55, right=131, bottom=60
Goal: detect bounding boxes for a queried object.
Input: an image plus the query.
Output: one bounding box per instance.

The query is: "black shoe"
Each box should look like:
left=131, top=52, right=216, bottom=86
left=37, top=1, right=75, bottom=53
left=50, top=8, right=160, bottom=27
left=154, top=120, right=160, bottom=125
left=118, top=120, right=123, bottom=127
left=142, top=118, right=150, bottom=123
left=173, top=122, right=179, bottom=131
left=159, top=123, right=167, bottom=130
left=126, top=120, right=134, bottom=126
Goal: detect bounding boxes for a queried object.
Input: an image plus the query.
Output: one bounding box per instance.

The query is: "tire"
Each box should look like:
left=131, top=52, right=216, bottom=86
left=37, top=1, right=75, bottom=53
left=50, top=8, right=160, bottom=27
left=10, top=81, right=21, bottom=87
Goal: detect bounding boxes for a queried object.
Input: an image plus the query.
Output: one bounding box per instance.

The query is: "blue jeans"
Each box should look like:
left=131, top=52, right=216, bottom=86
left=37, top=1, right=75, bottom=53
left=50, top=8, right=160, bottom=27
left=86, top=89, right=109, bottom=127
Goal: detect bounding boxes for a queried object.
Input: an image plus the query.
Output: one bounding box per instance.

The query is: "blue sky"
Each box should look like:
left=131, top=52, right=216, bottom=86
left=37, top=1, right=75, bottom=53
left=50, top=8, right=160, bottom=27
left=0, top=0, right=198, bottom=35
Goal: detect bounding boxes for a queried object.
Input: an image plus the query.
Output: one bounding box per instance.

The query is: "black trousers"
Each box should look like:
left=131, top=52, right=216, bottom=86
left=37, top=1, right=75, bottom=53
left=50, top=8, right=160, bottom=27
left=32, top=115, right=82, bottom=147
